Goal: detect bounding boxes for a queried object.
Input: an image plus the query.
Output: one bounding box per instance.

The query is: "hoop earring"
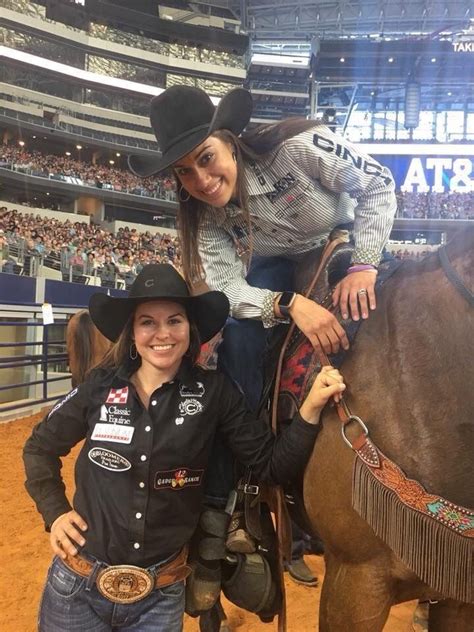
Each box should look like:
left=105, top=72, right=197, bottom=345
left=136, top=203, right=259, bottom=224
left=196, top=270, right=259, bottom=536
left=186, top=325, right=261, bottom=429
left=178, top=186, right=191, bottom=203
left=129, top=343, right=138, bottom=360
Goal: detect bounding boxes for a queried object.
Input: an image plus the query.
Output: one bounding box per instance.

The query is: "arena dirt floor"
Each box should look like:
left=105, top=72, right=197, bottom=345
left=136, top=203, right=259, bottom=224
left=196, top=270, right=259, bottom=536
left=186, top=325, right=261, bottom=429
left=1, top=412, right=417, bottom=631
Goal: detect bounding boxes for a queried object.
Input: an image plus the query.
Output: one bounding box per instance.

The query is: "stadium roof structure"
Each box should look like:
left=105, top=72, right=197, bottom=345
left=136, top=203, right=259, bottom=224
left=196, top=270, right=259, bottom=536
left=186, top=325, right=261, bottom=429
left=238, top=1, right=472, bottom=39
left=311, top=36, right=474, bottom=111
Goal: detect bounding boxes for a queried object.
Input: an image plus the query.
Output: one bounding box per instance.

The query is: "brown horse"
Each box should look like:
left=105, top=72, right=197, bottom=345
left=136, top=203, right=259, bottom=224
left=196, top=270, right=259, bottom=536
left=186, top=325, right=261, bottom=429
left=66, top=309, right=111, bottom=386
left=291, top=228, right=474, bottom=630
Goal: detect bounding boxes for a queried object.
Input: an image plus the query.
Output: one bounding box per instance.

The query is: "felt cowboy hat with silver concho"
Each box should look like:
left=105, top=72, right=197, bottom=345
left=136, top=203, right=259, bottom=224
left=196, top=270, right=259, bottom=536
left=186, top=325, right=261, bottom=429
left=89, top=264, right=229, bottom=343
left=128, top=86, right=253, bottom=177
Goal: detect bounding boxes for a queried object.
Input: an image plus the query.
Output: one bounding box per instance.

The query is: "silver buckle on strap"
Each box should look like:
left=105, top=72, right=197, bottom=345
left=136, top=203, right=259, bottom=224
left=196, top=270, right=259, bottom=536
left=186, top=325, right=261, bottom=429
left=341, top=414, right=369, bottom=449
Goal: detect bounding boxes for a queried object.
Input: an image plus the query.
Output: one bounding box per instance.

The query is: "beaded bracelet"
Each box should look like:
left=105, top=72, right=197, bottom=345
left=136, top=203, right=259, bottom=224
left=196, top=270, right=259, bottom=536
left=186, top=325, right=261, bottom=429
left=347, top=264, right=378, bottom=274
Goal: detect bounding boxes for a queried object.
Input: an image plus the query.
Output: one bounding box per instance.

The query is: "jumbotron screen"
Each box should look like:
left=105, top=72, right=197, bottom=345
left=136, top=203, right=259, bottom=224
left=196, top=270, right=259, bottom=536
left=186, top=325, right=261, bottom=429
left=359, top=143, right=473, bottom=193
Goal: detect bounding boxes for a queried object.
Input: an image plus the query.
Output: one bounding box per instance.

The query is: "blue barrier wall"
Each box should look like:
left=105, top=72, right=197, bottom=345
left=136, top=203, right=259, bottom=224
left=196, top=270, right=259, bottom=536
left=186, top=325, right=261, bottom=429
left=45, top=279, right=126, bottom=307
left=0, top=273, right=36, bottom=304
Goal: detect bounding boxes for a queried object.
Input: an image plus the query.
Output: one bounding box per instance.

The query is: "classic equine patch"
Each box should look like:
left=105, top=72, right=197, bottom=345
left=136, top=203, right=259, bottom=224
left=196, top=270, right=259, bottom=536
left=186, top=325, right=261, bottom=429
left=88, top=448, right=131, bottom=471
left=154, top=468, right=204, bottom=490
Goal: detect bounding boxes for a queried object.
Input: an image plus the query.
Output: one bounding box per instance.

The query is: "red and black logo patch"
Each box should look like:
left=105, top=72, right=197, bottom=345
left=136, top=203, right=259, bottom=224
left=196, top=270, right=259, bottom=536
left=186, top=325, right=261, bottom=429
left=154, top=468, right=204, bottom=490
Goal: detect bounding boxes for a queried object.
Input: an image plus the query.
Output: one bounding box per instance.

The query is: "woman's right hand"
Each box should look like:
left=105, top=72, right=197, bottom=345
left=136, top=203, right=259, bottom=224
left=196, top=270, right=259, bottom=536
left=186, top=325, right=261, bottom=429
left=50, top=510, right=88, bottom=559
left=288, top=295, right=349, bottom=355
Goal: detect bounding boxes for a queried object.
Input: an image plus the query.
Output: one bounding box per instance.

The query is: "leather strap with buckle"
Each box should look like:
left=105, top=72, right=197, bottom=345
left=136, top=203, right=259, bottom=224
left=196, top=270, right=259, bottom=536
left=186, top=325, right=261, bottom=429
left=62, top=546, right=191, bottom=604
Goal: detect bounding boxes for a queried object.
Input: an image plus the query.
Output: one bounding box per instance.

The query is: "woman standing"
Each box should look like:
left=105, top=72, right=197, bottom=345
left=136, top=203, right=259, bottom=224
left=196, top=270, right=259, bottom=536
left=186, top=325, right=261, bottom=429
left=24, top=264, right=345, bottom=632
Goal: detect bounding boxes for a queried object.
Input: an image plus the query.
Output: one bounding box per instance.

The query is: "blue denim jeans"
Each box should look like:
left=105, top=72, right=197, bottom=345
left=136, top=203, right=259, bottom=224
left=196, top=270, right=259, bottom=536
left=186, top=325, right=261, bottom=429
left=39, top=555, right=185, bottom=632
left=204, top=256, right=296, bottom=506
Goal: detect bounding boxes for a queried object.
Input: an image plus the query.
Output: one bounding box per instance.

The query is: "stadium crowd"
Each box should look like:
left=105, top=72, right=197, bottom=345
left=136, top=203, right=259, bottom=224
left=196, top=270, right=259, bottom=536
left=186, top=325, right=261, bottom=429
left=396, top=191, right=473, bottom=219
left=0, top=145, right=177, bottom=201
left=0, top=208, right=180, bottom=288
left=2, top=186, right=472, bottom=289
left=1, top=144, right=472, bottom=218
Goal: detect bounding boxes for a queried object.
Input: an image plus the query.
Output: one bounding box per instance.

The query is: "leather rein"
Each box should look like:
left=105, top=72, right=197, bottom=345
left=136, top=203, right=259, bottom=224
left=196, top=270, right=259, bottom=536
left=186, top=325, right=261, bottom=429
left=438, top=244, right=474, bottom=307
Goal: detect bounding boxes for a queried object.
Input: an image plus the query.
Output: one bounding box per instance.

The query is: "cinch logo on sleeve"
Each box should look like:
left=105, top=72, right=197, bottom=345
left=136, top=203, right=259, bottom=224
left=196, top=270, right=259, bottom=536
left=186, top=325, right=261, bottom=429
left=312, top=133, right=393, bottom=186
left=154, top=468, right=204, bottom=490
left=47, top=387, right=79, bottom=419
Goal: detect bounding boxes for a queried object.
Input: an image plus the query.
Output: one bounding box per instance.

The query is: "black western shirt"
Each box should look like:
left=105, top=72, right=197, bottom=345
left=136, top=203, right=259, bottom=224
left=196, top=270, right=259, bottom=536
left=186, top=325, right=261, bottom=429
left=23, top=362, right=319, bottom=567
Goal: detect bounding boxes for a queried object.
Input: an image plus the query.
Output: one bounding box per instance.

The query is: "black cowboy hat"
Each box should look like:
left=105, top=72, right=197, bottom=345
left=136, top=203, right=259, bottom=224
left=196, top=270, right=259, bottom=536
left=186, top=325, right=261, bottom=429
left=89, top=264, right=229, bottom=343
left=128, top=86, right=253, bottom=177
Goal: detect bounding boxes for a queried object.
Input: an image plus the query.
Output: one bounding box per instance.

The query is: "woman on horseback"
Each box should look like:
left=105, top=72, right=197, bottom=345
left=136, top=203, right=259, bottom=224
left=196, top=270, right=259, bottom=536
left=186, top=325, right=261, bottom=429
left=129, top=86, right=397, bottom=412
left=23, top=264, right=345, bottom=632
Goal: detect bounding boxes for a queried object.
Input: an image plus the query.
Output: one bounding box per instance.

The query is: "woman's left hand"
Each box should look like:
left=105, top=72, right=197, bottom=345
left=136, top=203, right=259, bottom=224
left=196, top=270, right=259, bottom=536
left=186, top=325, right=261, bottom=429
left=332, top=271, right=377, bottom=321
left=299, top=366, right=346, bottom=424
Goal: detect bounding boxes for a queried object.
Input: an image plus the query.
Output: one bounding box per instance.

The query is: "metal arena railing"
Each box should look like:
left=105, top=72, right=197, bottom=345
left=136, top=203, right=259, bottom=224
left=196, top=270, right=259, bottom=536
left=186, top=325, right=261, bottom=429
left=0, top=318, right=72, bottom=414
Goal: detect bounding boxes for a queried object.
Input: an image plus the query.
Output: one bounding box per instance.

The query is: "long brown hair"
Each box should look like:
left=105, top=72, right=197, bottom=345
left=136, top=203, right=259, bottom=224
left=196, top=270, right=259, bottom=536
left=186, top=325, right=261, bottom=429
left=176, top=118, right=321, bottom=286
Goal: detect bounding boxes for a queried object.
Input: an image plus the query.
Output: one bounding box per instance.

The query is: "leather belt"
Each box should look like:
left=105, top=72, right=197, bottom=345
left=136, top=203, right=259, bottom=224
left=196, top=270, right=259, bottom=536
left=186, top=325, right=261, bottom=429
left=62, top=546, right=191, bottom=604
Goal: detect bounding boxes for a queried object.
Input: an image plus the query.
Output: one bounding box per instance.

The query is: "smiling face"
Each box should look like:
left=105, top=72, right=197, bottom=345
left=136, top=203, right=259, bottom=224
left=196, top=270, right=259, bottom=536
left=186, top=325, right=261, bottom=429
left=173, top=134, right=238, bottom=207
left=133, top=300, right=190, bottom=380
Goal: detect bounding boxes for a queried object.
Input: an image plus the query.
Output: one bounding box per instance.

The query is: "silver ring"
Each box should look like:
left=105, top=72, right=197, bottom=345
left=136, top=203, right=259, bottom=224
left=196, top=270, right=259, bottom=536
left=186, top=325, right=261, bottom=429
left=357, top=289, right=367, bottom=295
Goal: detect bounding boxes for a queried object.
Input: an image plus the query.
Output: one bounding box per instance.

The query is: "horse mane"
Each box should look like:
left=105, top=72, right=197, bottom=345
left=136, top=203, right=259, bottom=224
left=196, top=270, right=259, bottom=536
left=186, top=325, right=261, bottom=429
left=67, top=309, right=113, bottom=386
left=67, top=310, right=95, bottom=386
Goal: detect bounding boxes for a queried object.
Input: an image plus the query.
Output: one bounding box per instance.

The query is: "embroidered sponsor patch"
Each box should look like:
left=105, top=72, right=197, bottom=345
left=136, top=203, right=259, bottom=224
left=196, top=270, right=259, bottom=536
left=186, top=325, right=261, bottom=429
left=91, top=423, right=135, bottom=444
left=99, top=404, right=131, bottom=425
left=154, top=468, right=204, bottom=490
left=179, top=382, right=205, bottom=398
left=178, top=398, right=203, bottom=416
left=88, top=448, right=131, bottom=471
left=47, top=387, right=79, bottom=419
left=106, top=387, right=129, bottom=404
left=265, top=173, right=297, bottom=203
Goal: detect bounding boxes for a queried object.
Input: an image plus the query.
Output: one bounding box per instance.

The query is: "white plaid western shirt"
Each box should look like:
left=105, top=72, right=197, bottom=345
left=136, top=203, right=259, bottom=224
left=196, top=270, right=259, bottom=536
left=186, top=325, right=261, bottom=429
left=199, top=127, right=397, bottom=326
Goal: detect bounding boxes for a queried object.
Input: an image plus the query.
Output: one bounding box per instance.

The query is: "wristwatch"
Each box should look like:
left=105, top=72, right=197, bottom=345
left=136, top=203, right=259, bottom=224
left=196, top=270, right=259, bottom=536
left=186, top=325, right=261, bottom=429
left=277, top=291, right=297, bottom=319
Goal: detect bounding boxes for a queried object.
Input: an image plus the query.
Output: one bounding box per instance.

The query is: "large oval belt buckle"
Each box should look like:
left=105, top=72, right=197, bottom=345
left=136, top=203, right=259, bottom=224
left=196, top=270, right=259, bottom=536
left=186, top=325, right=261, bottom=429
left=97, top=565, right=154, bottom=604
